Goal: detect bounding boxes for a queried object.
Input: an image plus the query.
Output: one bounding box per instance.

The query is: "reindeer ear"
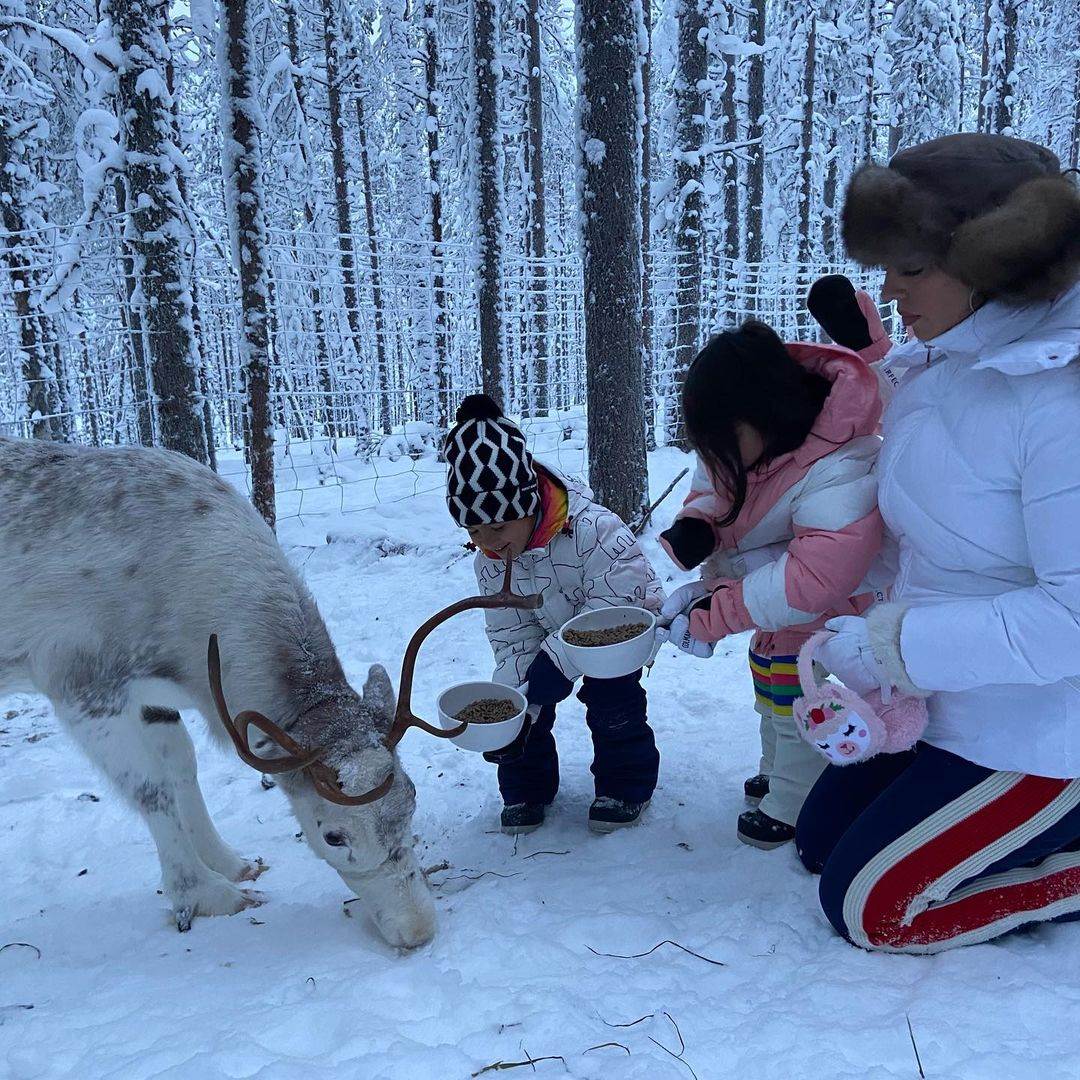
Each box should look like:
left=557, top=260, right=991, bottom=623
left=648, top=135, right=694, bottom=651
left=362, top=664, right=397, bottom=723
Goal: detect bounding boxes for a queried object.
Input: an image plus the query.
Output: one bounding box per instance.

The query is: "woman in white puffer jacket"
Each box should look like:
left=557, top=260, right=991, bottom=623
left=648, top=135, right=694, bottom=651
left=797, top=132, right=1080, bottom=953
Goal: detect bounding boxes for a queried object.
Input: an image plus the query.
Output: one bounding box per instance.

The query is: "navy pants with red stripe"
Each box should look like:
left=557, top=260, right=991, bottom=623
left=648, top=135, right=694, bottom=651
left=796, top=742, right=1080, bottom=953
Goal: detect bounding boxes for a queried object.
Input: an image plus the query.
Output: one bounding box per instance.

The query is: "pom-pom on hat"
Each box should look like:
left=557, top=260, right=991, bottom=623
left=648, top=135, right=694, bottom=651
left=444, top=395, right=540, bottom=528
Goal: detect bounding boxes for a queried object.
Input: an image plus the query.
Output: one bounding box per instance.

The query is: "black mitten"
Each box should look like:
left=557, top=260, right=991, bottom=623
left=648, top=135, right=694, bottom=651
left=660, top=516, right=716, bottom=571
left=807, top=275, right=874, bottom=351
left=523, top=650, right=575, bottom=707
left=482, top=711, right=534, bottom=765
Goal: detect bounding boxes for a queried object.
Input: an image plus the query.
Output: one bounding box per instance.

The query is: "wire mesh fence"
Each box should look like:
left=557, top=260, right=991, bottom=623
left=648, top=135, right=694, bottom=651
left=0, top=212, right=895, bottom=518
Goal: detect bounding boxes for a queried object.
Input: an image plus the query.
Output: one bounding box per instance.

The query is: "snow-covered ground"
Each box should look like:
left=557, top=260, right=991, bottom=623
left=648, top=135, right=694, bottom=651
left=3, top=450, right=1079, bottom=1080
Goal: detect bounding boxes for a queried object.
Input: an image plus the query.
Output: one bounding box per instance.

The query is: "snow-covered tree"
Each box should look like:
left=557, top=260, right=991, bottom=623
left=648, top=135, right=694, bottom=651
left=665, top=0, right=707, bottom=449
left=577, top=0, right=647, bottom=521
left=473, top=0, right=505, bottom=403
left=115, top=0, right=208, bottom=462
left=218, top=0, right=275, bottom=526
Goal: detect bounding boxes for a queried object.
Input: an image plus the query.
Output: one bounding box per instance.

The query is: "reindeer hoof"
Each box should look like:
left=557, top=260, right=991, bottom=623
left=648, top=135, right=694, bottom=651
left=234, top=858, right=268, bottom=883
left=171, top=876, right=259, bottom=930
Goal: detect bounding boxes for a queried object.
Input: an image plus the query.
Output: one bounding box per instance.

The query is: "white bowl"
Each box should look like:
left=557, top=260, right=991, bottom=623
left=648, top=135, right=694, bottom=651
left=558, top=606, right=657, bottom=679
left=436, top=682, right=528, bottom=753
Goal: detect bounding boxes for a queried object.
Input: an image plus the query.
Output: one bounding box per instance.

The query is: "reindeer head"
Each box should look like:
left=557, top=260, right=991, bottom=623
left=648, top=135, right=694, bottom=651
left=206, top=558, right=541, bottom=949
left=207, top=636, right=434, bottom=948
left=285, top=664, right=437, bottom=950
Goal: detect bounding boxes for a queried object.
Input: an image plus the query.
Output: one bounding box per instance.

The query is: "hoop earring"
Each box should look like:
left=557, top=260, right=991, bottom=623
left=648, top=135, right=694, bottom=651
left=969, top=289, right=981, bottom=314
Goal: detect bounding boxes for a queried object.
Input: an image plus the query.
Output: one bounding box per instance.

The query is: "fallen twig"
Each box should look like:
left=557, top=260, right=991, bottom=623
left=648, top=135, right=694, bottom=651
left=906, top=1014, right=926, bottom=1079
left=583, top=1042, right=630, bottom=1056
left=434, top=870, right=522, bottom=885
left=648, top=1013, right=699, bottom=1080
left=599, top=1012, right=654, bottom=1029
left=0, top=1004, right=33, bottom=1011
left=632, top=468, right=690, bottom=535
left=586, top=939, right=724, bottom=967
left=423, top=860, right=451, bottom=877
left=522, top=850, right=570, bottom=860
left=472, top=1051, right=567, bottom=1076
left=0, top=943, right=41, bottom=960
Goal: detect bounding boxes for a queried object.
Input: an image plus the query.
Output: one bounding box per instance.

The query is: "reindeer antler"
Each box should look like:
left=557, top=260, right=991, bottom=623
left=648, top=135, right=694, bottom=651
left=207, top=635, right=393, bottom=806
left=384, top=558, right=543, bottom=750
left=207, top=559, right=542, bottom=806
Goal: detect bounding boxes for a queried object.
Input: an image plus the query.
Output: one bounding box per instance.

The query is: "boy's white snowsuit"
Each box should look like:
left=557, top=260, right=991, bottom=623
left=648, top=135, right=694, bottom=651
left=475, top=470, right=664, bottom=688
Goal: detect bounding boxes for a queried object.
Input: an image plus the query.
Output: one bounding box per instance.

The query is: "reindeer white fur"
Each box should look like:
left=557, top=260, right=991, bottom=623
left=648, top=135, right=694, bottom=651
left=0, top=436, right=435, bottom=947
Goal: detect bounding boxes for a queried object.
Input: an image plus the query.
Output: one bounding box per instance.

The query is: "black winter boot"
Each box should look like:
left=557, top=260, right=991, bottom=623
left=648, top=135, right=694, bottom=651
left=737, top=808, right=795, bottom=850
left=588, top=797, right=650, bottom=834
left=501, top=803, right=547, bottom=835
left=743, top=773, right=770, bottom=807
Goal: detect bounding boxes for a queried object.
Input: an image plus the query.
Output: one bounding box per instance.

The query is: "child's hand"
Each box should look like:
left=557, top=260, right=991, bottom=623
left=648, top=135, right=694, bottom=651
left=524, top=650, right=575, bottom=706
left=663, top=614, right=715, bottom=658
left=659, top=517, right=716, bottom=571
left=658, top=581, right=713, bottom=627
left=807, top=274, right=882, bottom=352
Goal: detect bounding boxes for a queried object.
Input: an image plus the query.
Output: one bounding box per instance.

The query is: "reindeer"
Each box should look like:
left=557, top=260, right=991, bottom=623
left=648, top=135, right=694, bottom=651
left=0, top=436, right=537, bottom=947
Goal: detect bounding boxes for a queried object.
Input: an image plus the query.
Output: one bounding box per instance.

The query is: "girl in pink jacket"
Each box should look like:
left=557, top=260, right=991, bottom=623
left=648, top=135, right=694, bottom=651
left=659, top=311, right=888, bottom=849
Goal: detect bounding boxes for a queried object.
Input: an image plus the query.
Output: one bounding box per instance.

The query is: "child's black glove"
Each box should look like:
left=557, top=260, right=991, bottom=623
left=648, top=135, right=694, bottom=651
left=807, top=274, right=875, bottom=351
left=659, top=516, right=716, bottom=571
left=483, top=709, right=535, bottom=765
left=523, top=649, right=575, bottom=707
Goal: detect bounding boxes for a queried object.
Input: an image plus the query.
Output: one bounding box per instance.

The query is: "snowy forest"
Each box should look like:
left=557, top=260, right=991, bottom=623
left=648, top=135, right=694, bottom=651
left=1, top=0, right=1077, bottom=526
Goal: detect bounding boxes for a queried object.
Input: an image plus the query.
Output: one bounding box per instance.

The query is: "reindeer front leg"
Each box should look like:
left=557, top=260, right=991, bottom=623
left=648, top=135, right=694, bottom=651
left=57, top=701, right=263, bottom=930
left=140, top=707, right=267, bottom=884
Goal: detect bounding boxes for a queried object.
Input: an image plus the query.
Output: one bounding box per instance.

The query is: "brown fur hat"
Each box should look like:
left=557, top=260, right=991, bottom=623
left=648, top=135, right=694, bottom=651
left=843, top=134, right=1080, bottom=303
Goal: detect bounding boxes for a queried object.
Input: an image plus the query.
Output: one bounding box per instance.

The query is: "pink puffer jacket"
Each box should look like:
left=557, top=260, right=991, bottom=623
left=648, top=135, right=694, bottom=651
left=665, top=342, right=886, bottom=657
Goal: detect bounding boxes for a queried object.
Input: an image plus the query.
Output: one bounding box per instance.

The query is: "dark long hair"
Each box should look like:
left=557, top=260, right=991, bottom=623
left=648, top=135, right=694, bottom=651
left=682, top=320, right=831, bottom=526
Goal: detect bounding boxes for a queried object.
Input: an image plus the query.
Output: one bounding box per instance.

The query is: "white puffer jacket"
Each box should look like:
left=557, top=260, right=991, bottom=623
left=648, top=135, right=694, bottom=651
left=879, top=281, right=1080, bottom=777
left=476, top=470, right=664, bottom=686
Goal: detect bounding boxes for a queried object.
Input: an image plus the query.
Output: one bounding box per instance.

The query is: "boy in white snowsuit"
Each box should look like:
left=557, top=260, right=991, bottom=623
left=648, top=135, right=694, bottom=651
left=444, top=394, right=664, bottom=834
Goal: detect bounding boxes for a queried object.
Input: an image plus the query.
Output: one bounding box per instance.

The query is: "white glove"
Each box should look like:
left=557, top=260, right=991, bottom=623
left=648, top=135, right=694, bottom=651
left=664, top=613, right=715, bottom=659
left=817, top=616, right=890, bottom=699
left=659, top=581, right=712, bottom=628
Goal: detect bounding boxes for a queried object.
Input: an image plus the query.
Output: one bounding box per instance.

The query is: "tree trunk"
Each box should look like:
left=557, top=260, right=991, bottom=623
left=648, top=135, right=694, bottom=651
left=355, top=92, right=390, bottom=439
left=577, top=0, right=646, bottom=522
left=1071, top=56, right=1080, bottom=172
left=0, top=133, right=57, bottom=440
left=475, top=0, right=505, bottom=403
left=641, top=0, right=655, bottom=452
left=992, top=0, right=1019, bottom=134
left=321, top=0, right=370, bottom=442
left=668, top=0, right=706, bottom=450
left=862, top=0, right=877, bottom=159
left=423, top=1, right=450, bottom=434
left=219, top=0, right=275, bottom=528
left=113, top=178, right=155, bottom=447
left=525, top=0, right=549, bottom=417
left=282, top=0, right=338, bottom=444
left=720, top=4, right=739, bottom=301
left=744, top=0, right=766, bottom=285
left=797, top=7, right=817, bottom=267
left=978, top=0, right=992, bottom=132
left=116, top=0, right=207, bottom=462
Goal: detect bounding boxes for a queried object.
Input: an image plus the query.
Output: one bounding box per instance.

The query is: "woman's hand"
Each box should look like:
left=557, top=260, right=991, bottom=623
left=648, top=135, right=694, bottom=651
left=817, top=616, right=890, bottom=696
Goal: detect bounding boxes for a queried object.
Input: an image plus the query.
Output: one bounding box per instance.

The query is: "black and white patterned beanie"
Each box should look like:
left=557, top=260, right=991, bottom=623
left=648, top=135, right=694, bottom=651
left=444, top=395, right=540, bottom=527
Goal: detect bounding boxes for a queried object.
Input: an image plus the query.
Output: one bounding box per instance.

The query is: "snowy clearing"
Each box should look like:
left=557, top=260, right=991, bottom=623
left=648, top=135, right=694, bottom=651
left=2, top=453, right=1078, bottom=1080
